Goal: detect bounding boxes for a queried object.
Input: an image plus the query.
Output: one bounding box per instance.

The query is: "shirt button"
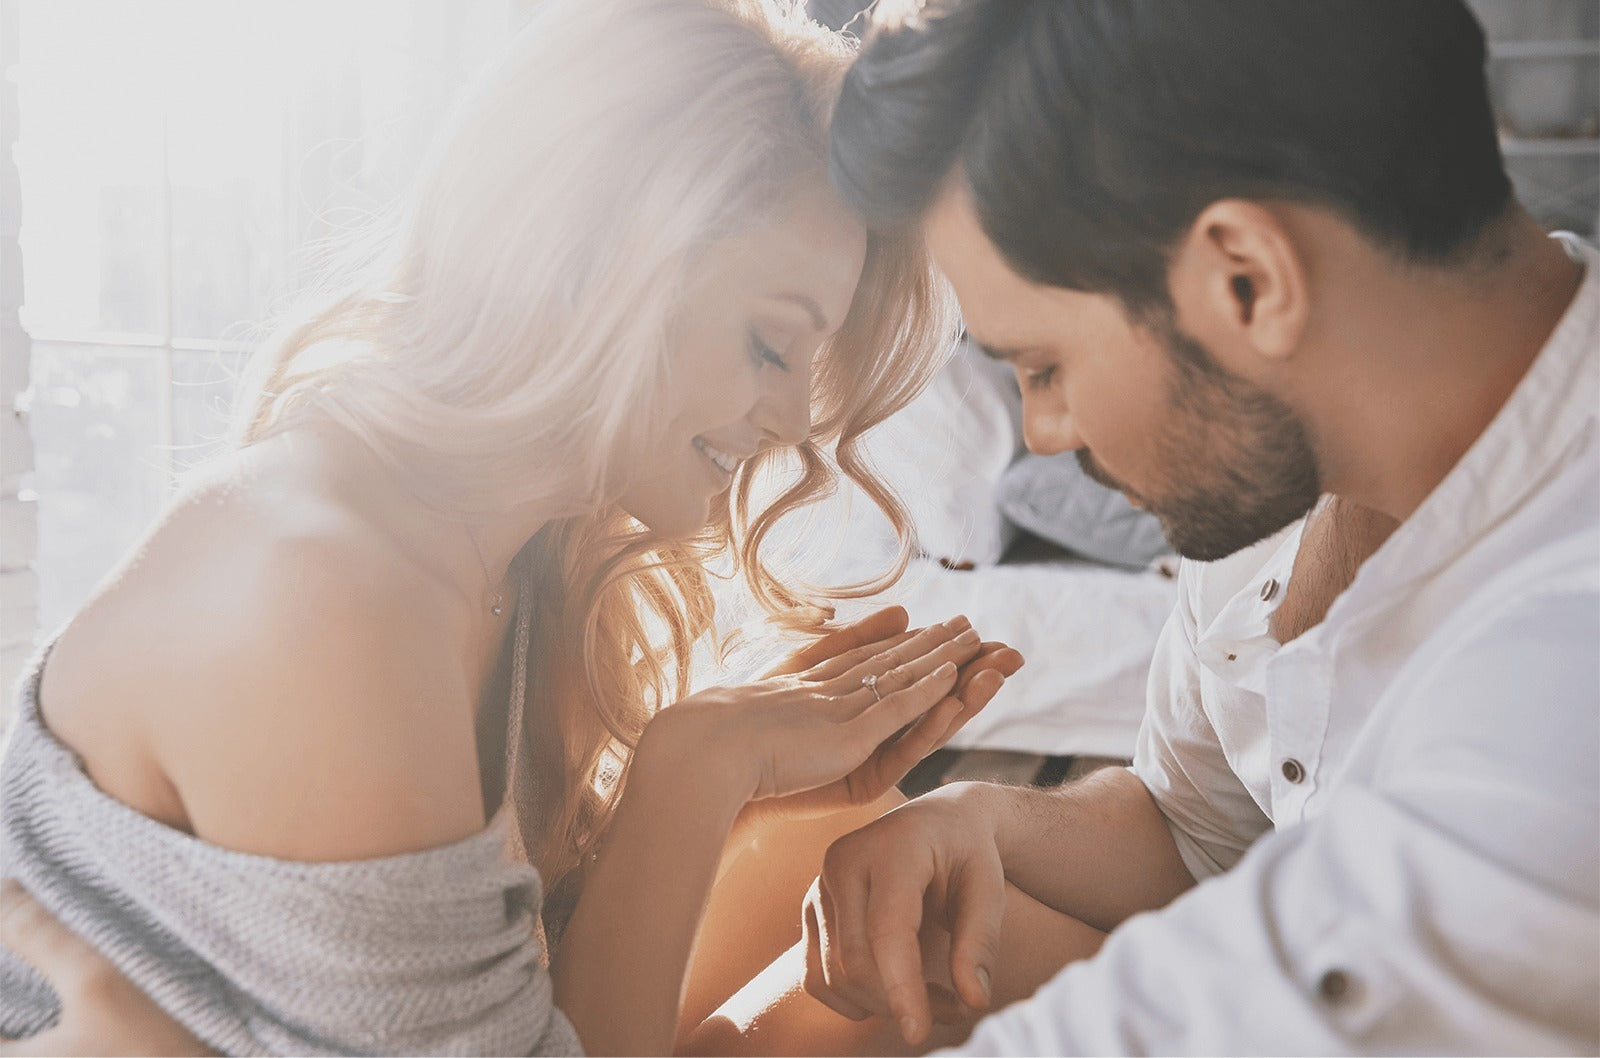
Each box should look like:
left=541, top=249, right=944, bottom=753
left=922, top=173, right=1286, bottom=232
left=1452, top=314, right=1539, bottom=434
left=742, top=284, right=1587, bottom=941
left=1260, top=577, right=1280, bottom=601
left=1317, top=968, right=1356, bottom=1005
left=1281, top=758, right=1305, bottom=783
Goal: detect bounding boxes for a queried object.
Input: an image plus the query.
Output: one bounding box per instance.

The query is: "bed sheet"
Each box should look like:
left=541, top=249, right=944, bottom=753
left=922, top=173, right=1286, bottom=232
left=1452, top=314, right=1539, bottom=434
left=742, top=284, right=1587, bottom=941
left=831, top=554, right=1177, bottom=759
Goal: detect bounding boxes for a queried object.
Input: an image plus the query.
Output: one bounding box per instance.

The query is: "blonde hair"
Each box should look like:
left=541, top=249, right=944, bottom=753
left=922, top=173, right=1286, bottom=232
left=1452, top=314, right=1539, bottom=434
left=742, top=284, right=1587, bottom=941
left=239, top=0, right=957, bottom=891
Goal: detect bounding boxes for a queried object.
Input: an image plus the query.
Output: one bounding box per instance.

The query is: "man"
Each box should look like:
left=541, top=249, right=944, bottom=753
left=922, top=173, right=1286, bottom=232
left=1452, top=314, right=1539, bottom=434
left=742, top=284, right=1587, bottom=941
left=798, top=0, right=1599, bottom=1052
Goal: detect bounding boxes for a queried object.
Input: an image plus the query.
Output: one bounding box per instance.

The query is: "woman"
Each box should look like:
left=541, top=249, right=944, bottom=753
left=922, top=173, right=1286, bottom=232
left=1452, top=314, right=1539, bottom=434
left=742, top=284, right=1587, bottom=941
left=0, top=0, right=1021, bottom=1053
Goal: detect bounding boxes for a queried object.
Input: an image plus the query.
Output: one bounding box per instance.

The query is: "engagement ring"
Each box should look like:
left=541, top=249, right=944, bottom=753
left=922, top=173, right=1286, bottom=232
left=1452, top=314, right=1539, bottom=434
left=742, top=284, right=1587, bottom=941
left=862, top=673, right=881, bottom=701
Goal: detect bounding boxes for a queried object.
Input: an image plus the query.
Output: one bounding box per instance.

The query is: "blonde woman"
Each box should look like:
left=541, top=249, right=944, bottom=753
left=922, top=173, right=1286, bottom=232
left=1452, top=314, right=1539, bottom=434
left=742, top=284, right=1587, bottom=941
left=0, top=1, right=1021, bottom=1054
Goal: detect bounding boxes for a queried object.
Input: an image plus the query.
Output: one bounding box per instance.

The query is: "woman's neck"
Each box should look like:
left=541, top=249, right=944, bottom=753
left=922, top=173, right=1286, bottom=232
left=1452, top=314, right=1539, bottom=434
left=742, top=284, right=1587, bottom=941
left=272, top=417, right=560, bottom=619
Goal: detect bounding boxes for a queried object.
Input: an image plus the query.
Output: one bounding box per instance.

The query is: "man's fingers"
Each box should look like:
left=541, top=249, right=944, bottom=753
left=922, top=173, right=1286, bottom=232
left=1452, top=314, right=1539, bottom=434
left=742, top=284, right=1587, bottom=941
left=865, top=881, right=935, bottom=1046
left=802, top=886, right=875, bottom=1021
left=945, top=857, right=1007, bottom=1014
left=811, top=867, right=896, bottom=1021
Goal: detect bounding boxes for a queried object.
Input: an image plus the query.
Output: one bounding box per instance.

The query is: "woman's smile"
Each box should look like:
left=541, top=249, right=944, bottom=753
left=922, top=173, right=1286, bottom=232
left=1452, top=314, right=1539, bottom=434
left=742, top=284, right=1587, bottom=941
left=693, top=435, right=742, bottom=478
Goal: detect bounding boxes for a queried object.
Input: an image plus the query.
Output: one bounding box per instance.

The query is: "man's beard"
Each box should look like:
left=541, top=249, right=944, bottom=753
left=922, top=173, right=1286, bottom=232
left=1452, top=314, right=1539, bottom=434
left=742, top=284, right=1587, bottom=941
left=1079, top=322, right=1321, bottom=563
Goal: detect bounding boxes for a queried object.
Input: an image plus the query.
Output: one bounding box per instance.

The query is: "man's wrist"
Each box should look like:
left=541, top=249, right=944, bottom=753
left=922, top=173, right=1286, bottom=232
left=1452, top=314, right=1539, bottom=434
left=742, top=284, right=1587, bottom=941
left=934, top=781, right=1049, bottom=870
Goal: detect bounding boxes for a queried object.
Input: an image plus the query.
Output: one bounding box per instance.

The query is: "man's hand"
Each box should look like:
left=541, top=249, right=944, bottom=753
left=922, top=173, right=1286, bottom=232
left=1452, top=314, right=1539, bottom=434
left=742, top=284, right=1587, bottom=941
left=800, top=783, right=1008, bottom=1046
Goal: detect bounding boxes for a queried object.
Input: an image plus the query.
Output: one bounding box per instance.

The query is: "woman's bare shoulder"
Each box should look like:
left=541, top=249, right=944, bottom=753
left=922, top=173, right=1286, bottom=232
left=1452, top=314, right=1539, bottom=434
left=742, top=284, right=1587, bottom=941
left=42, top=450, right=489, bottom=863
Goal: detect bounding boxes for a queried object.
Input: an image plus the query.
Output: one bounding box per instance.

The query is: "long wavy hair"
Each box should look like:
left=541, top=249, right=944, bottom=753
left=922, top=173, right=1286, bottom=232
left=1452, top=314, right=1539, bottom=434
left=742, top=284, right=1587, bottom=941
left=237, top=0, right=958, bottom=893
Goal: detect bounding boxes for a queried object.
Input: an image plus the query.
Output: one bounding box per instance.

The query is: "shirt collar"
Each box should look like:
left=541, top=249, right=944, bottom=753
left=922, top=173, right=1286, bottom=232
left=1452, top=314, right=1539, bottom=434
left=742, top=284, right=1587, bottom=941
left=1193, top=519, right=1305, bottom=694
left=1323, top=233, right=1599, bottom=633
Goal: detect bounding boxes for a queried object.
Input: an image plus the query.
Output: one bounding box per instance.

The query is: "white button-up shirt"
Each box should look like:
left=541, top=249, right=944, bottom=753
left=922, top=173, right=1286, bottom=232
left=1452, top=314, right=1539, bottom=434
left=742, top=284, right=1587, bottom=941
left=952, top=235, right=1600, bottom=1055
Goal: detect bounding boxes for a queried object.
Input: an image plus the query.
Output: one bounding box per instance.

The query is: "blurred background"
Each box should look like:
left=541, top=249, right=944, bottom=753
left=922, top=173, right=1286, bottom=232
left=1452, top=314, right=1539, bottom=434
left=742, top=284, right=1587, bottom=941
left=0, top=0, right=1596, bottom=700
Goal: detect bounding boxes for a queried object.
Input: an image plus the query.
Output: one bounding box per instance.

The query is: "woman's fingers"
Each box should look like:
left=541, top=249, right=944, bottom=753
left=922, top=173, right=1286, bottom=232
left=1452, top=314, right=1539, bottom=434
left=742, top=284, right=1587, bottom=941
left=832, top=618, right=979, bottom=703
left=937, top=670, right=1002, bottom=747
left=766, top=606, right=910, bottom=678
left=843, top=661, right=960, bottom=756
left=953, top=643, right=1024, bottom=694
left=863, top=695, right=968, bottom=790
left=801, top=630, right=918, bottom=683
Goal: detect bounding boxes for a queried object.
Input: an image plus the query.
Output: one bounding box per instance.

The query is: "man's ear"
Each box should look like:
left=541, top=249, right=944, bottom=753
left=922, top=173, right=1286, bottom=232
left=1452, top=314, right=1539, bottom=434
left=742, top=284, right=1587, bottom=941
left=1167, top=200, right=1308, bottom=368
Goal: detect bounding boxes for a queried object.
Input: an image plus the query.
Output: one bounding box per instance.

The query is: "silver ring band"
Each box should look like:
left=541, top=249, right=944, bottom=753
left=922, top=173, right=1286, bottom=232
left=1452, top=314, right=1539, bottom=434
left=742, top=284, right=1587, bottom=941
left=862, top=673, right=881, bottom=701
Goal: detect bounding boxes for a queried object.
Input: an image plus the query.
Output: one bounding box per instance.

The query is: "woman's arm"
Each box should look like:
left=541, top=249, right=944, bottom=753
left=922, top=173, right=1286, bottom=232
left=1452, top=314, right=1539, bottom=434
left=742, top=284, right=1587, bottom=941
left=552, top=617, right=997, bottom=1056
left=679, top=877, right=1106, bottom=1056
left=9, top=609, right=1014, bottom=1055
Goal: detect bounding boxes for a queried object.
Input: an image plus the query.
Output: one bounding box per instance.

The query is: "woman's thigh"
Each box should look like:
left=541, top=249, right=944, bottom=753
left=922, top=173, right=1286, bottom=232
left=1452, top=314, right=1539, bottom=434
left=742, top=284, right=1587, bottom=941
left=678, top=796, right=1106, bottom=1056
left=680, top=791, right=908, bottom=1036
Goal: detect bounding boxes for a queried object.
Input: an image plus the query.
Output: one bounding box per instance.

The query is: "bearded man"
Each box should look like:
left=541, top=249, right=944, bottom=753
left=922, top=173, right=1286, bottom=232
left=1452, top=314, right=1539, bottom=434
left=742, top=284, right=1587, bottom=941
left=694, top=2, right=1598, bottom=1054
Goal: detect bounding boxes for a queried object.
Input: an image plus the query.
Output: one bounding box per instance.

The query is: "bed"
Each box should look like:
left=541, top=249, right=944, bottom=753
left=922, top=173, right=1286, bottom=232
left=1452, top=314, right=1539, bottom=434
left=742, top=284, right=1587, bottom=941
left=722, top=338, right=1178, bottom=766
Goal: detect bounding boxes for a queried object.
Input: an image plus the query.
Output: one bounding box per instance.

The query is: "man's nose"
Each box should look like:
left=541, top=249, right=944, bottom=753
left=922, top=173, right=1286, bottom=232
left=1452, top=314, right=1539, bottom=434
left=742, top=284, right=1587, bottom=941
left=1023, top=400, right=1084, bottom=456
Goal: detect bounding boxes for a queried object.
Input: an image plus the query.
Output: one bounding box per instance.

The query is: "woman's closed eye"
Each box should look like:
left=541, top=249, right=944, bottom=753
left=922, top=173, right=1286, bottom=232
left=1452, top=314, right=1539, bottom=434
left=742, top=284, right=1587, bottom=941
left=749, top=331, right=791, bottom=373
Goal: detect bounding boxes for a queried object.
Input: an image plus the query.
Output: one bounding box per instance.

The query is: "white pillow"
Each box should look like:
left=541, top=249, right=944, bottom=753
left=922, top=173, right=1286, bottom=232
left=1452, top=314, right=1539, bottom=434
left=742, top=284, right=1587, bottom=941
left=859, top=336, right=1023, bottom=568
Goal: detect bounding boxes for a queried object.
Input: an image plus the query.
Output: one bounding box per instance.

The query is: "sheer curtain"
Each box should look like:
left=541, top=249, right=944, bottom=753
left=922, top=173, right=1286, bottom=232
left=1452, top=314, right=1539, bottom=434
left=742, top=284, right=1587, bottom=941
left=9, top=0, right=524, bottom=652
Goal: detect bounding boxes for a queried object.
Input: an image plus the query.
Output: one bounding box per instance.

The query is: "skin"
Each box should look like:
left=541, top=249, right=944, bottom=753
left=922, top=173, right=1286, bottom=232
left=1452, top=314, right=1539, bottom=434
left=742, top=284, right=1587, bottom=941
left=16, top=154, right=1580, bottom=1058
left=0, top=179, right=1027, bottom=1056
left=694, top=181, right=1580, bottom=1051
left=617, top=180, right=868, bottom=538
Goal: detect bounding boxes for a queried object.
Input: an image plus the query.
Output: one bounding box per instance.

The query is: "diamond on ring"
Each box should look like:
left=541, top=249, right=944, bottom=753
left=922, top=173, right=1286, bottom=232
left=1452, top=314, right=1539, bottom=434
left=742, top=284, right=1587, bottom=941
left=862, top=673, right=881, bottom=701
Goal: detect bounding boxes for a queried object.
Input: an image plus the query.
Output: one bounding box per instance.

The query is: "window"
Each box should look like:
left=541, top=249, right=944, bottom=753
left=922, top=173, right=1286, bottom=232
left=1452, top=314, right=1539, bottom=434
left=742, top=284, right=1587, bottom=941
left=4, top=0, right=523, bottom=695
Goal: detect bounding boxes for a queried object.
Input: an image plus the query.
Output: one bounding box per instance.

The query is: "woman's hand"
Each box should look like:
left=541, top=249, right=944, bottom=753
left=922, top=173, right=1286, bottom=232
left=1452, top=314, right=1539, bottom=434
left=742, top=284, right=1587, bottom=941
left=654, top=607, right=1023, bottom=818
left=753, top=607, right=1023, bottom=821
left=0, top=880, right=210, bottom=1057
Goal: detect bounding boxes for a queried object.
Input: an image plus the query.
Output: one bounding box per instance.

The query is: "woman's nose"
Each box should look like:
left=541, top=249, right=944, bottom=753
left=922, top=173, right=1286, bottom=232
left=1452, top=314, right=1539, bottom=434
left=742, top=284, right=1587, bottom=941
left=757, top=371, right=813, bottom=448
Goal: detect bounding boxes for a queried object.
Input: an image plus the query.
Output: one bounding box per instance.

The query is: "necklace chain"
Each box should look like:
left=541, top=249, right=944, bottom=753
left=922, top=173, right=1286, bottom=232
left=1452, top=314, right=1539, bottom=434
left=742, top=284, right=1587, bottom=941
left=464, top=522, right=506, bottom=617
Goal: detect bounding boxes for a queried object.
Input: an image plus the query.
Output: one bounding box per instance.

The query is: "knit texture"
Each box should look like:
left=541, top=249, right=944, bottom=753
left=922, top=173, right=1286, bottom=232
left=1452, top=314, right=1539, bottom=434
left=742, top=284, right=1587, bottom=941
left=0, top=644, right=582, bottom=1056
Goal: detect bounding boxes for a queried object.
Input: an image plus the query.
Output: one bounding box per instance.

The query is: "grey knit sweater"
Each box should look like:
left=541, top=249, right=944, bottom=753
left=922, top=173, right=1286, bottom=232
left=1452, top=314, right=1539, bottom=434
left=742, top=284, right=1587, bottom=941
left=0, top=639, right=581, bottom=1056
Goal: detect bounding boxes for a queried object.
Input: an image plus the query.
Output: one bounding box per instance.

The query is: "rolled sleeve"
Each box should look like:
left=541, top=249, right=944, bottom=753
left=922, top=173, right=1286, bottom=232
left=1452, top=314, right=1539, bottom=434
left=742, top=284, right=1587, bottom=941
left=946, top=589, right=1600, bottom=1055
left=1133, top=578, right=1271, bottom=881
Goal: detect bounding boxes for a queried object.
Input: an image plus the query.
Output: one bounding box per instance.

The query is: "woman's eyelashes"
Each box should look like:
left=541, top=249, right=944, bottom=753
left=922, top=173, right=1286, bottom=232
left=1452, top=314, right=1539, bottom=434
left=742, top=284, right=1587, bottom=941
left=748, top=331, right=791, bottom=373
left=1023, top=364, right=1056, bottom=391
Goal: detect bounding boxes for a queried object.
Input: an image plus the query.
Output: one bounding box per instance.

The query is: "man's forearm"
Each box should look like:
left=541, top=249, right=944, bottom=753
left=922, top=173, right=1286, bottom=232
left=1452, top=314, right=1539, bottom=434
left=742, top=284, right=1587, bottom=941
left=959, top=767, right=1196, bottom=932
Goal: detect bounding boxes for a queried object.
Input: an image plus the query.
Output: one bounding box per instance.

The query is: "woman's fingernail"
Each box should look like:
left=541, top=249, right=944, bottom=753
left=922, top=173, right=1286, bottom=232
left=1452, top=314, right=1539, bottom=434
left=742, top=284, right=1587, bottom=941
left=946, top=614, right=971, bottom=632
left=938, top=661, right=957, bottom=676
left=899, top=1016, right=919, bottom=1042
left=977, top=966, right=992, bottom=1003
left=956, top=627, right=980, bottom=646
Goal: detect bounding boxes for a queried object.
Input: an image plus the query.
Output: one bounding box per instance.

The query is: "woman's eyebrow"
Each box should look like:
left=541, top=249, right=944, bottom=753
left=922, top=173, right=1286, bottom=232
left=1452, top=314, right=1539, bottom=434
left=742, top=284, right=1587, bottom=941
left=769, top=292, right=828, bottom=331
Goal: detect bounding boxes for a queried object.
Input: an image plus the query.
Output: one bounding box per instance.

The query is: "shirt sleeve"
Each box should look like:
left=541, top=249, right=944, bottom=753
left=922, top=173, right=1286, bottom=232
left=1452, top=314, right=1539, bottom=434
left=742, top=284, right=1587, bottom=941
left=1132, top=564, right=1272, bottom=880
left=948, top=588, right=1600, bottom=1056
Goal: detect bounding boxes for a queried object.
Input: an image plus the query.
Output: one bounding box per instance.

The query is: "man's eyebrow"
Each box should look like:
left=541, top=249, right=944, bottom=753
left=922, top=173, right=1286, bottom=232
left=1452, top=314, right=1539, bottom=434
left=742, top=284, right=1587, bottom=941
left=772, top=293, right=828, bottom=332
left=973, top=340, right=1025, bottom=362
